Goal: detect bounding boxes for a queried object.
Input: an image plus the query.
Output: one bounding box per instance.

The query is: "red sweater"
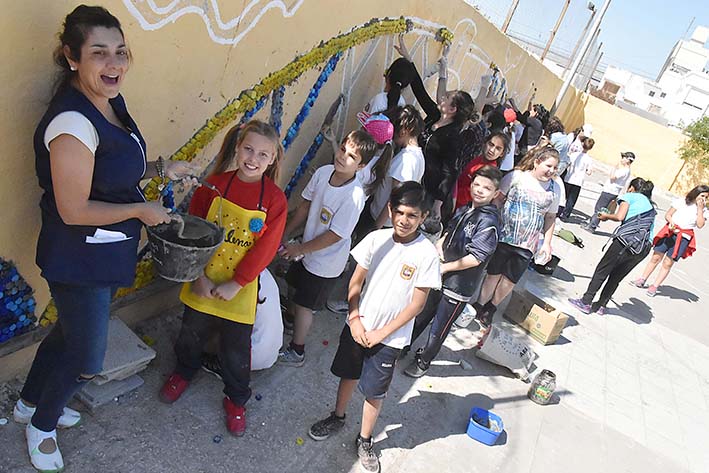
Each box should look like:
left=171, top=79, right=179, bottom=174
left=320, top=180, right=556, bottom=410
left=189, top=171, right=287, bottom=286
left=455, top=155, right=498, bottom=209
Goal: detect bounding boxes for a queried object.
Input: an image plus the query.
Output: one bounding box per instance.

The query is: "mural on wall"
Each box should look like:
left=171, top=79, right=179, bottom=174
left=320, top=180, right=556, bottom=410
left=122, top=0, right=305, bottom=45
left=35, top=5, right=545, bottom=326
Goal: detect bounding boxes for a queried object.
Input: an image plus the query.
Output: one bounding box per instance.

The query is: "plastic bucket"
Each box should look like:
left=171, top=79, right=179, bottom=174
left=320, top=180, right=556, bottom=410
left=146, top=215, right=224, bottom=282
left=466, top=407, right=503, bottom=445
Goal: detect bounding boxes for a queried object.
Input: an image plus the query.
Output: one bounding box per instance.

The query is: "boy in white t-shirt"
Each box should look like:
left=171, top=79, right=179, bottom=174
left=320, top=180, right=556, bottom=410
left=279, top=130, right=378, bottom=366
left=308, top=182, right=440, bottom=473
left=560, top=137, right=594, bottom=220
left=369, top=105, right=425, bottom=229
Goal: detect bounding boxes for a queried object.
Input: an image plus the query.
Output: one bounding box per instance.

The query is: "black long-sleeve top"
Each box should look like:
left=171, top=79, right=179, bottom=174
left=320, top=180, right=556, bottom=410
left=409, top=63, right=463, bottom=202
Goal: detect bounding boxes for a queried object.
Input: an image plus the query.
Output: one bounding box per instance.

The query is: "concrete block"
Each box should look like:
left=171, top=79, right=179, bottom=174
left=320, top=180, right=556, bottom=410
left=94, top=318, right=156, bottom=385
left=75, top=374, right=144, bottom=413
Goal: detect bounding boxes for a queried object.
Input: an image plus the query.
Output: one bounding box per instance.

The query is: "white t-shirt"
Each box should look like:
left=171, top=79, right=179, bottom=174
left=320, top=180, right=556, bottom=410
left=44, top=111, right=99, bottom=153
left=301, top=165, right=366, bottom=278
left=369, top=145, right=425, bottom=225
left=349, top=229, right=441, bottom=349
left=564, top=151, right=592, bottom=186
left=567, top=133, right=584, bottom=155
left=366, top=92, right=406, bottom=114
left=250, top=269, right=282, bottom=370
left=603, top=167, right=631, bottom=195
left=499, top=129, right=516, bottom=171
left=356, top=149, right=383, bottom=196
left=671, top=198, right=709, bottom=239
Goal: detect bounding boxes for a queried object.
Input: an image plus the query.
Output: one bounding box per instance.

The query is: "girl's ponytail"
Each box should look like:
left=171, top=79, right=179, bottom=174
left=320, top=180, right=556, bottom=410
left=384, top=58, right=415, bottom=112
left=366, top=143, right=394, bottom=196
left=386, top=84, right=402, bottom=112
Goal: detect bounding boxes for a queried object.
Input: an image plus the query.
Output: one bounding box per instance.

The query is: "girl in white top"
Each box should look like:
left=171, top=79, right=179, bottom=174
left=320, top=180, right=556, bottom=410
left=369, top=105, right=426, bottom=228
left=632, top=185, right=709, bottom=296
left=365, top=57, right=412, bottom=114
left=560, top=137, right=595, bottom=220
left=586, top=151, right=634, bottom=232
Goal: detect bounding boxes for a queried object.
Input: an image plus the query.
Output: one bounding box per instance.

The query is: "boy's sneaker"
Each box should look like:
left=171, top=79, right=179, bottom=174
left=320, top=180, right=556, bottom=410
left=308, top=412, right=346, bottom=441
left=356, top=435, right=381, bottom=473
left=223, top=397, right=246, bottom=437
left=629, top=278, right=648, bottom=288
left=580, top=224, right=595, bottom=234
left=159, top=373, right=190, bottom=404
left=646, top=285, right=658, bottom=297
left=26, top=424, right=64, bottom=473
left=14, top=399, right=81, bottom=429
left=326, top=299, right=349, bottom=315
left=403, top=357, right=430, bottom=378
left=278, top=347, right=305, bottom=367
left=568, top=298, right=592, bottom=315
left=201, top=353, right=223, bottom=380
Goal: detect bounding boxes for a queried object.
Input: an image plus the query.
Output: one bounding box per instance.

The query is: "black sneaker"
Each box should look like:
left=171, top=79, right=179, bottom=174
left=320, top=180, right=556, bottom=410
left=201, top=352, right=223, bottom=380
left=403, top=356, right=429, bottom=378
left=356, top=435, right=381, bottom=473
left=308, top=412, right=346, bottom=441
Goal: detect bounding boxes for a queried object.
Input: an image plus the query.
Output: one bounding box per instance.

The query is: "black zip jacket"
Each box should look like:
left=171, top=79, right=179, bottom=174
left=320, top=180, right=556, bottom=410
left=440, top=203, right=500, bottom=301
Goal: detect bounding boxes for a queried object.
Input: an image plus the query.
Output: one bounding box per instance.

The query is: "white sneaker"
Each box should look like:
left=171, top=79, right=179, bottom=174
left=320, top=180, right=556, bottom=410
left=26, top=424, right=64, bottom=473
left=14, top=399, right=81, bottom=429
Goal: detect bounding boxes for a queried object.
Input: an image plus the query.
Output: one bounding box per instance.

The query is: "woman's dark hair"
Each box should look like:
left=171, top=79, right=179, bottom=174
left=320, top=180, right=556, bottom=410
left=629, top=177, right=654, bottom=200
left=472, top=165, right=503, bottom=189
left=52, top=5, right=126, bottom=100
left=533, top=104, right=550, bottom=128
left=448, top=90, right=475, bottom=126
left=366, top=105, right=423, bottom=196
left=212, top=120, right=283, bottom=181
left=686, top=184, right=709, bottom=205
left=385, top=58, right=415, bottom=111
left=545, top=116, right=565, bottom=135
left=485, top=131, right=511, bottom=165
left=389, top=181, right=431, bottom=213
left=486, top=110, right=506, bottom=133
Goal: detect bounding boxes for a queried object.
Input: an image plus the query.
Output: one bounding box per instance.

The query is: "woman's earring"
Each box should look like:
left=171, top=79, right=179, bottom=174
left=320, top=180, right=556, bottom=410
left=70, top=66, right=77, bottom=71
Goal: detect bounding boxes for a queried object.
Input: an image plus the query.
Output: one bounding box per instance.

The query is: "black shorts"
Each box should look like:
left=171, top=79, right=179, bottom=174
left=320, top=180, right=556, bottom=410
left=486, top=242, right=534, bottom=283
left=331, top=325, right=400, bottom=400
left=653, top=235, right=690, bottom=262
left=285, top=260, right=337, bottom=311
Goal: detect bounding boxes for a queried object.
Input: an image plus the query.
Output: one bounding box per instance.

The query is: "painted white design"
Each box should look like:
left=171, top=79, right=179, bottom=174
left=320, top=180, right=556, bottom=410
left=122, top=0, right=304, bottom=45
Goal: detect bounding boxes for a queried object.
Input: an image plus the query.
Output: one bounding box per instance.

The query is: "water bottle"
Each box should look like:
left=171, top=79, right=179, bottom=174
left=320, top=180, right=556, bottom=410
left=534, top=249, right=550, bottom=265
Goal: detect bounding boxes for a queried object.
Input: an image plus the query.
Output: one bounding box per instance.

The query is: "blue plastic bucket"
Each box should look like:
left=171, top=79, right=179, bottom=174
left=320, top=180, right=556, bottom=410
left=466, top=407, right=504, bottom=445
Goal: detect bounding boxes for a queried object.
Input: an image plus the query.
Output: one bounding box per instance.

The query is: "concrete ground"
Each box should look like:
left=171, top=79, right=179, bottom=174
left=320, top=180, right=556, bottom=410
left=1, top=166, right=708, bottom=473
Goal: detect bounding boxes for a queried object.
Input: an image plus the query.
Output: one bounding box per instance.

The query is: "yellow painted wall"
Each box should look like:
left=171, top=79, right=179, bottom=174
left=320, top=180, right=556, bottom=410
left=0, top=0, right=584, bottom=316
left=583, top=95, right=690, bottom=192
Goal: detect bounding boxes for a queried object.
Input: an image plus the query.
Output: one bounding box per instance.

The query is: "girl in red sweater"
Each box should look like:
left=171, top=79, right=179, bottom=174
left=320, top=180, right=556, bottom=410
left=454, top=132, right=509, bottom=209
left=159, top=120, right=287, bottom=437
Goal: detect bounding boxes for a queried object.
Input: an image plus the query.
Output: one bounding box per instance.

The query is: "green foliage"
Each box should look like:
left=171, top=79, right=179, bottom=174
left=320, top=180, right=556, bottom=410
left=679, top=116, right=709, bottom=167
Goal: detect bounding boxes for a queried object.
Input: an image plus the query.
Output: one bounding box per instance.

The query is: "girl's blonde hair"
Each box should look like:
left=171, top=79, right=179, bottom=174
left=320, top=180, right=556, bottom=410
left=212, top=120, right=283, bottom=182
left=516, top=144, right=560, bottom=172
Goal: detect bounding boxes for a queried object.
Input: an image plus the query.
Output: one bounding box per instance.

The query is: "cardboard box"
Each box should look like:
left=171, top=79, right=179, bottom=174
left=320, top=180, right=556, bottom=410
left=504, top=290, right=569, bottom=345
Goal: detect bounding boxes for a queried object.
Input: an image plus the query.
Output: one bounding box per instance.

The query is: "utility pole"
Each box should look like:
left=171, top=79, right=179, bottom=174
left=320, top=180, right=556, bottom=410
left=585, top=52, right=604, bottom=91
left=501, top=0, right=520, bottom=33
left=563, top=2, right=597, bottom=79
left=541, top=0, right=571, bottom=61
left=551, top=0, right=611, bottom=114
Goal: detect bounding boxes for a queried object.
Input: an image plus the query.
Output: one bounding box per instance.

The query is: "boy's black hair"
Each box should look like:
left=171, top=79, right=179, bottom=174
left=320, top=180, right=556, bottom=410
left=472, top=165, right=503, bottom=189
left=389, top=181, right=431, bottom=214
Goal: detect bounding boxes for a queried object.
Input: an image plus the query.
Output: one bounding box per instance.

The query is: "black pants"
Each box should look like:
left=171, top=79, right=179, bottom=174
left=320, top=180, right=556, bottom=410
left=411, top=290, right=443, bottom=344
left=582, top=240, right=650, bottom=307
left=588, top=191, right=617, bottom=229
left=561, top=183, right=581, bottom=219
left=174, top=305, right=253, bottom=405
left=416, top=293, right=467, bottom=366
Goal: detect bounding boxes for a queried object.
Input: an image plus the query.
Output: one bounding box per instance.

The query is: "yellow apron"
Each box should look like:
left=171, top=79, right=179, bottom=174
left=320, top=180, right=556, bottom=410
left=180, top=176, right=267, bottom=324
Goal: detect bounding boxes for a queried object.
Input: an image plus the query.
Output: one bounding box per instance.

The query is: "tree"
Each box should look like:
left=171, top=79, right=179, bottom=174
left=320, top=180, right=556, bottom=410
left=679, top=115, right=709, bottom=167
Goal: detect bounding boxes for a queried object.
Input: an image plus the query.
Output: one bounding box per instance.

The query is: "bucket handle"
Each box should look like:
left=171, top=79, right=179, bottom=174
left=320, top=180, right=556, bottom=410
left=197, top=179, right=224, bottom=228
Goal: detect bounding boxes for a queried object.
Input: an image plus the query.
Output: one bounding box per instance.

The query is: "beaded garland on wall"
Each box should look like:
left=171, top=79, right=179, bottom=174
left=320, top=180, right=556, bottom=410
left=0, top=258, right=37, bottom=344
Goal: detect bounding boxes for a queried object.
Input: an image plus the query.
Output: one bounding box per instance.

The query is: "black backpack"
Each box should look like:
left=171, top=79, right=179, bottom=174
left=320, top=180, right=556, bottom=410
left=609, top=208, right=657, bottom=254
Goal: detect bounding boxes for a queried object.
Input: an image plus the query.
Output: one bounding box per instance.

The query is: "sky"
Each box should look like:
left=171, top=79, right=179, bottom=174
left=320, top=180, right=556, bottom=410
left=468, top=0, right=709, bottom=79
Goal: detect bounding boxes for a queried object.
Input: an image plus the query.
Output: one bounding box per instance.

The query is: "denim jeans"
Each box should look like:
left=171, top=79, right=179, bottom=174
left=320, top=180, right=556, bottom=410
left=174, top=305, right=253, bottom=406
left=588, top=191, right=618, bottom=230
left=21, top=282, right=114, bottom=432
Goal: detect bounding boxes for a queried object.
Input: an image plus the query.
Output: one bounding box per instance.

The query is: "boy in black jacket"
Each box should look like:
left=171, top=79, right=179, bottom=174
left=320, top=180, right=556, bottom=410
left=404, top=166, right=502, bottom=378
